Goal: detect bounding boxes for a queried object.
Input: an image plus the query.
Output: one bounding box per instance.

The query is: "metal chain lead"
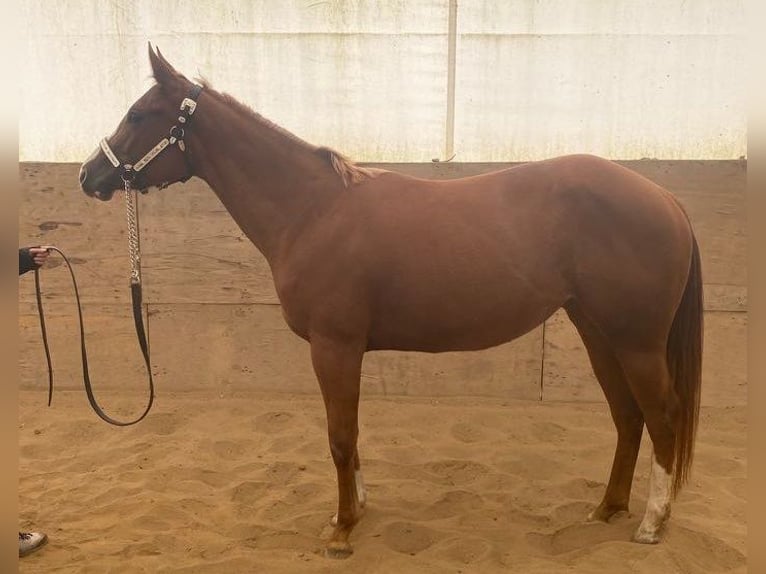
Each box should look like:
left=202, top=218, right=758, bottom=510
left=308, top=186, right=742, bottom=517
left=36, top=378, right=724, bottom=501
left=124, top=180, right=141, bottom=285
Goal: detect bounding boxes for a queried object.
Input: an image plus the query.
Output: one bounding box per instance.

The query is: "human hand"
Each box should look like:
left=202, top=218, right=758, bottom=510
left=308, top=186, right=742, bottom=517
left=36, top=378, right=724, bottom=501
left=28, top=246, right=52, bottom=267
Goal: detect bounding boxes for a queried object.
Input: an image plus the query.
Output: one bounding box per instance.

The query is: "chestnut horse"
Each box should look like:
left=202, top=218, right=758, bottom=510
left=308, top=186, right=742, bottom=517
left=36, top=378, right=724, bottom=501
left=79, top=46, right=702, bottom=558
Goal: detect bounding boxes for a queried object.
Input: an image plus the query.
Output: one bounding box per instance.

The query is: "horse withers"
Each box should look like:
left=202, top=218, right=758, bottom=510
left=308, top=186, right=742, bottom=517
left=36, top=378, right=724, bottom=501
left=79, top=45, right=702, bottom=558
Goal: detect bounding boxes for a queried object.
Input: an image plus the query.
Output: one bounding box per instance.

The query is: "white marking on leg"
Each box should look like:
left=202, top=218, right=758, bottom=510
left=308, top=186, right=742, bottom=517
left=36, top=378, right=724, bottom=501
left=330, top=470, right=366, bottom=526
left=633, top=453, right=671, bottom=543
left=355, top=469, right=366, bottom=507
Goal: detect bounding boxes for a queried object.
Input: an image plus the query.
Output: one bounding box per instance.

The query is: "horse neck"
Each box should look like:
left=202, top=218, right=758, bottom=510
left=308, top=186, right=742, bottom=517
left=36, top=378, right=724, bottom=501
left=186, top=91, right=340, bottom=263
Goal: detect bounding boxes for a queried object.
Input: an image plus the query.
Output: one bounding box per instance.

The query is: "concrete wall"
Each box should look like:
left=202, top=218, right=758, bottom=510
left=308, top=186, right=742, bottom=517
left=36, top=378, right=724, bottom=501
left=20, top=1, right=745, bottom=163
left=18, top=161, right=746, bottom=408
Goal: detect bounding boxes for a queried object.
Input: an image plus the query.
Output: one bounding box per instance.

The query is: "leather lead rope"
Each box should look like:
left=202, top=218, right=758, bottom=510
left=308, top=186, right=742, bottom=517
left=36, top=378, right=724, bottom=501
left=33, top=268, right=53, bottom=407
left=33, top=244, right=155, bottom=426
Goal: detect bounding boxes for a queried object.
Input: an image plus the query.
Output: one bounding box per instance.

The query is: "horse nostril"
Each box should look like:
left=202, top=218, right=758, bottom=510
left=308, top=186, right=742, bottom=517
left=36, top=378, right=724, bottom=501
left=78, top=166, right=88, bottom=186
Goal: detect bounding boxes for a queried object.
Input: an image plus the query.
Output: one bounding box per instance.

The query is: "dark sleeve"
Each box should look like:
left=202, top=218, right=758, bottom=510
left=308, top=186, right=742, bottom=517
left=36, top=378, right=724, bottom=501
left=19, top=248, right=38, bottom=276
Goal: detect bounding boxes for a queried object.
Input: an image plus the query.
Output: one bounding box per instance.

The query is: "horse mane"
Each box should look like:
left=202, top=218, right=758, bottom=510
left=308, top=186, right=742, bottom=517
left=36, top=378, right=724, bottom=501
left=314, top=147, right=377, bottom=187
left=194, top=77, right=375, bottom=188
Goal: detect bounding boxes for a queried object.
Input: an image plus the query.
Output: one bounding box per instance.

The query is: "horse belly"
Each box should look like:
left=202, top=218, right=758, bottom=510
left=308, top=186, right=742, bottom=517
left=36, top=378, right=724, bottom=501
left=367, top=276, right=565, bottom=353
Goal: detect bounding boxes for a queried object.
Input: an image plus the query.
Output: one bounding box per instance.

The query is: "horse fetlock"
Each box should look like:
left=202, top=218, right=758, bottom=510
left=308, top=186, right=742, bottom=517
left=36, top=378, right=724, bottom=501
left=330, top=502, right=364, bottom=529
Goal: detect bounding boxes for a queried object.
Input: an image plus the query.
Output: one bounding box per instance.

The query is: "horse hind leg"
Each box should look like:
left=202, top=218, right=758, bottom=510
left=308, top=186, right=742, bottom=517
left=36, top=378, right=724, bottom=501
left=566, top=304, right=644, bottom=523
left=615, top=348, right=679, bottom=544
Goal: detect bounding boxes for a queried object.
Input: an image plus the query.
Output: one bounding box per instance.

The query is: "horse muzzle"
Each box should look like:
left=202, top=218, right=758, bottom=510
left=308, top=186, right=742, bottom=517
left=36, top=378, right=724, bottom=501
left=79, top=164, right=118, bottom=201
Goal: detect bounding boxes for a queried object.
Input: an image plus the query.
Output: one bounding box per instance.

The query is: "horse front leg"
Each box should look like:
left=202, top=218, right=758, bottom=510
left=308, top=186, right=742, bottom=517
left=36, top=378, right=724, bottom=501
left=310, top=335, right=365, bottom=558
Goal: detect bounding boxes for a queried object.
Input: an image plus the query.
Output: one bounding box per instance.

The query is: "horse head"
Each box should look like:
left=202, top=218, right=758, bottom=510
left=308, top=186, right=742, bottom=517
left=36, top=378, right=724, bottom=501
left=79, top=44, right=202, bottom=201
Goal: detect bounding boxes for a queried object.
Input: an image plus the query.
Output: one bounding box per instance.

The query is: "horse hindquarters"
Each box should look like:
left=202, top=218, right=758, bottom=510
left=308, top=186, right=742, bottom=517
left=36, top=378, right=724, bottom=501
left=572, top=232, right=702, bottom=543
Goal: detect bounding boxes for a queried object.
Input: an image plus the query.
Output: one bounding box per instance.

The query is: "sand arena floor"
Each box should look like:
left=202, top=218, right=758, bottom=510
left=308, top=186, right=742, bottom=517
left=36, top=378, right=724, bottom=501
left=19, top=389, right=745, bottom=574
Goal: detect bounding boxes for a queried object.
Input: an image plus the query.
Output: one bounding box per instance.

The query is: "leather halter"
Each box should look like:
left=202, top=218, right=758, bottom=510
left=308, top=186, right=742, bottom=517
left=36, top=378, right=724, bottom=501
left=100, top=83, right=203, bottom=188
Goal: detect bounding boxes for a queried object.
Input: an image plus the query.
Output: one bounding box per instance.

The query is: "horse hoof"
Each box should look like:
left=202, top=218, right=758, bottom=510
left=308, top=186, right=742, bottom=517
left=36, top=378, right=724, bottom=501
left=587, top=509, right=608, bottom=523
left=325, top=541, right=353, bottom=559
left=632, top=527, right=661, bottom=544
left=588, top=504, right=628, bottom=523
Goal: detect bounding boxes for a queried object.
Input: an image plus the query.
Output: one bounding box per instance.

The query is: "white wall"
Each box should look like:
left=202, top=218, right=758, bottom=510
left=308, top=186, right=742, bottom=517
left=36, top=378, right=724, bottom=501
left=20, top=1, right=746, bottom=163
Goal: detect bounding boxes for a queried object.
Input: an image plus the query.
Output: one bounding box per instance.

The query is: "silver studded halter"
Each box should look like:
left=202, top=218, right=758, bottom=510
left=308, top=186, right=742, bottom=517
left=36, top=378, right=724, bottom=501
left=99, top=83, right=203, bottom=188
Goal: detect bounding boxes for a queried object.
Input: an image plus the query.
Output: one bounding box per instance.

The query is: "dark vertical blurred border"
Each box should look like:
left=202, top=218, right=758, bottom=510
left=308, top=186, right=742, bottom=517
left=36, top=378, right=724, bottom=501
left=0, top=2, right=19, bottom=571
left=748, top=0, right=764, bottom=570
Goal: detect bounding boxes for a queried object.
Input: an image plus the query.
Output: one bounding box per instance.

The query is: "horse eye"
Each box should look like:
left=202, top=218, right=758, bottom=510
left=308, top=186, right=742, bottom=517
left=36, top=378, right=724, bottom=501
left=127, top=110, right=143, bottom=124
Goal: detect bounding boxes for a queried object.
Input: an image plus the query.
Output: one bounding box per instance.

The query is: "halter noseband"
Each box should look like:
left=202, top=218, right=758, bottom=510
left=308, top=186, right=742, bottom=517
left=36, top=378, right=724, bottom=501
left=100, top=83, right=203, bottom=188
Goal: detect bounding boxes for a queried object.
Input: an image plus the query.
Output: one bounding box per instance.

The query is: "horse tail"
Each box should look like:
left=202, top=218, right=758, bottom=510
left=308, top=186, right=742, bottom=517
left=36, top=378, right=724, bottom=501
left=667, top=231, right=703, bottom=497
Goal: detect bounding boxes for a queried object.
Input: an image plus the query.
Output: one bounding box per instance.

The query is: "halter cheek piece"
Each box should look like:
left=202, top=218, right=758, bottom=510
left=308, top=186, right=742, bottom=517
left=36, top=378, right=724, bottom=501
left=100, top=83, right=203, bottom=189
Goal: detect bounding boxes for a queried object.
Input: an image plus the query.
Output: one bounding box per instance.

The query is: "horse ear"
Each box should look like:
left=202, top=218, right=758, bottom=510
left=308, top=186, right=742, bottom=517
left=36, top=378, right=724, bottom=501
left=148, top=43, right=177, bottom=85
